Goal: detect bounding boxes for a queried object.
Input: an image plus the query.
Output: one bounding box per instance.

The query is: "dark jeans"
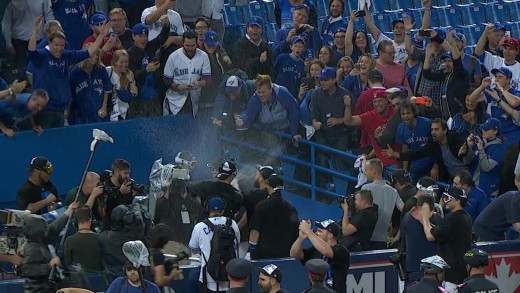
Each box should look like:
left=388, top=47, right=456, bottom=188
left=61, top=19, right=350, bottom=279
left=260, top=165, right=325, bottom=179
left=11, top=38, right=29, bottom=81
left=35, top=110, right=65, bottom=129
left=315, top=130, right=349, bottom=188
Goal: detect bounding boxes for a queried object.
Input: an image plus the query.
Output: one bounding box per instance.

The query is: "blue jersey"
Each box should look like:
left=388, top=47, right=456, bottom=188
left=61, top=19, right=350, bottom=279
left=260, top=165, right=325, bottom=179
left=405, top=62, right=420, bottom=93
left=321, top=18, right=347, bottom=48
left=0, top=93, right=31, bottom=128
left=395, top=116, right=435, bottom=170
left=469, top=139, right=505, bottom=198
left=26, top=38, right=71, bottom=76
left=464, top=186, right=490, bottom=222
left=451, top=112, right=490, bottom=138
left=273, top=53, right=305, bottom=98
left=484, top=88, right=520, bottom=147
left=69, top=64, right=112, bottom=124
left=28, top=48, right=90, bottom=111
left=51, top=0, right=92, bottom=50
left=278, top=0, right=313, bottom=29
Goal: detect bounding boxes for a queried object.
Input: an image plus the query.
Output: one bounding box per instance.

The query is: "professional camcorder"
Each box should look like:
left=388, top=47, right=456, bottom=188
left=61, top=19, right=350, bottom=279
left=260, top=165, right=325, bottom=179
left=164, top=251, right=190, bottom=274
left=0, top=209, right=31, bottom=255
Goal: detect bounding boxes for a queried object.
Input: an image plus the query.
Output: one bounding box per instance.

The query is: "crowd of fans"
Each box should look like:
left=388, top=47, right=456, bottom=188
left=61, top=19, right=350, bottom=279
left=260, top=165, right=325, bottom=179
left=1, top=0, right=520, bottom=292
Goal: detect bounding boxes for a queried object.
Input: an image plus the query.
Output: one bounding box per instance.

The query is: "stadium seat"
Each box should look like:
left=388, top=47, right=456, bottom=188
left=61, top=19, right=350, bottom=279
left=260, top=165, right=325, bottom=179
left=459, top=0, right=473, bottom=4
left=385, top=31, right=395, bottom=39
left=456, top=25, right=477, bottom=46
left=224, top=4, right=240, bottom=27
left=316, top=0, right=329, bottom=18
left=385, top=9, right=406, bottom=24
left=503, top=0, right=520, bottom=22
left=263, top=22, right=278, bottom=43
left=508, top=21, right=520, bottom=39
left=433, top=5, right=461, bottom=27
left=464, top=45, right=475, bottom=55
left=457, top=4, right=486, bottom=26
left=388, top=0, right=411, bottom=11
left=264, top=0, right=276, bottom=23
left=373, top=12, right=392, bottom=33
left=413, top=0, right=424, bottom=8
left=406, top=8, right=424, bottom=28
left=249, top=1, right=267, bottom=20
left=484, top=2, right=510, bottom=23
left=371, top=0, right=390, bottom=12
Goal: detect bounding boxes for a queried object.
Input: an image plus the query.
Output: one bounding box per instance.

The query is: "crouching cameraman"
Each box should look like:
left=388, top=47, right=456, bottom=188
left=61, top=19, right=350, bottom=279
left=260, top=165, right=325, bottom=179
left=20, top=202, right=79, bottom=293
left=148, top=224, right=183, bottom=291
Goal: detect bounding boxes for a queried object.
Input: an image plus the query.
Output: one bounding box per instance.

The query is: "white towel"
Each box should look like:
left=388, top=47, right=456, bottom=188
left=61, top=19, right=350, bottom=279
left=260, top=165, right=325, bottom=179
left=354, top=155, right=368, bottom=188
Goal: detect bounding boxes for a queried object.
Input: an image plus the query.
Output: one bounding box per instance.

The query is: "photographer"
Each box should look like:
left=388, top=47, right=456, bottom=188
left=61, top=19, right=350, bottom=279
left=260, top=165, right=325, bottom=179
left=338, top=190, right=378, bottom=252
left=103, top=159, right=137, bottom=228
left=20, top=202, right=79, bottom=293
left=65, top=172, right=104, bottom=227
left=148, top=224, right=182, bottom=291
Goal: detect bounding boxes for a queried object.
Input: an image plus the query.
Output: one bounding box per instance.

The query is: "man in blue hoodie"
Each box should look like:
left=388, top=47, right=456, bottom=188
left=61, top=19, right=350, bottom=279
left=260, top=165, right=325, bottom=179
left=0, top=90, right=48, bottom=137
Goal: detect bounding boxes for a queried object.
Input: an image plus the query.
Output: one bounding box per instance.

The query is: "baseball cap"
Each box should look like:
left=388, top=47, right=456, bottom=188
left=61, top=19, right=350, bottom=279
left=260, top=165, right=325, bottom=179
left=433, top=28, right=446, bottom=40
left=291, top=35, right=305, bottom=45
left=207, top=196, right=225, bottom=211
left=386, top=86, right=408, bottom=97
left=493, top=23, right=506, bottom=32
left=305, top=259, right=329, bottom=278
left=372, top=89, right=387, bottom=100
left=444, top=186, right=467, bottom=201
left=204, top=31, right=219, bottom=47
left=319, top=67, right=336, bottom=80
left=294, top=4, right=310, bottom=12
left=334, top=28, right=346, bottom=35
left=315, top=219, right=340, bottom=236
left=257, top=264, right=283, bottom=282
left=132, top=23, right=148, bottom=35
left=256, top=164, right=275, bottom=180
left=452, top=32, right=466, bottom=43
left=90, top=12, right=108, bottom=26
left=225, top=76, right=242, bottom=94
left=391, top=169, right=412, bottom=184
left=266, top=174, right=284, bottom=189
left=216, top=161, right=237, bottom=179
left=368, top=69, right=383, bottom=81
left=480, top=117, right=502, bottom=132
left=503, top=37, right=520, bottom=51
left=491, top=67, right=513, bottom=79
left=28, top=157, right=53, bottom=174
left=440, top=51, right=453, bottom=60
left=226, top=258, right=252, bottom=279
left=247, top=16, right=264, bottom=28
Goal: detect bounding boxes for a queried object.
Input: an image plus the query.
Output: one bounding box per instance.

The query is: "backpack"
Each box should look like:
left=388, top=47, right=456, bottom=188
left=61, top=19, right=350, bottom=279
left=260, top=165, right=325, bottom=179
left=202, top=218, right=237, bottom=283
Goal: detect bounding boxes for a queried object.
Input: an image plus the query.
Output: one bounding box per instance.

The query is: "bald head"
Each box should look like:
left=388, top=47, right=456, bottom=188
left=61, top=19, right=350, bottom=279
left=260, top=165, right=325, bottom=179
left=82, top=172, right=101, bottom=195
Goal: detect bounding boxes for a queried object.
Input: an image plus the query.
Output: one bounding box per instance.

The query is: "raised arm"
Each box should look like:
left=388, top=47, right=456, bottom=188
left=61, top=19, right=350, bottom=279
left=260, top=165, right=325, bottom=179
left=363, top=6, right=380, bottom=42
left=28, top=16, right=44, bottom=52
left=344, top=10, right=359, bottom=57
left=421, top=0, right=432, bottom=29
left=475, top=24, right=495, bottom=57
left=468, top=77, right=489, bottom=103
left=342, top=94, right=362, bottom=126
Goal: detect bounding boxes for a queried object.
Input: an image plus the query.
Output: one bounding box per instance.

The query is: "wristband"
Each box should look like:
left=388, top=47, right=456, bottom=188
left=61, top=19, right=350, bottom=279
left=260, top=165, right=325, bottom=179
left=248, top=242, right=257, bottom=252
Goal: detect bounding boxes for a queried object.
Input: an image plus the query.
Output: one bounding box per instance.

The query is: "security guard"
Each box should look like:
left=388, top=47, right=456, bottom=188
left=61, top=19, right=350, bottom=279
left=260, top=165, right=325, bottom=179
left=456, top=249, right=499, bottom=293
left=407, top=255, right=451, bottom=293
left=226, top=258, right=252, bottom=293
left=302, top=259, right=336, bottom=293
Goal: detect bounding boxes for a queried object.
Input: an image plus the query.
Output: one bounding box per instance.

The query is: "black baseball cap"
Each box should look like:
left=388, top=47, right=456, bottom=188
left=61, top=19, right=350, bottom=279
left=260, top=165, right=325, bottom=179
left=315, top=219, right=340, bottom=237
left=256, top=264, right=283, bottom=282
left=256, top=164, right=275, bottom=180
left=28, top=156, right=53, bottom=174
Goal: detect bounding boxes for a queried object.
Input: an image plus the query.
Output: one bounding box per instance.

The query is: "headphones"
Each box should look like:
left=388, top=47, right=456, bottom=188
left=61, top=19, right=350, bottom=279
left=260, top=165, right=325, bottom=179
left=204, top=196, right=226, bottom=213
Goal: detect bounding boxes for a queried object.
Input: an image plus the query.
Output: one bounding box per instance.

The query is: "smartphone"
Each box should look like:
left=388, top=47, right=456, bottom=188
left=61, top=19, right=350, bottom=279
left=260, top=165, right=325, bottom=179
left=356, top=10, right=366, bottom=17
left=354, top=63, right=361, bottom=71
left=109, top=32, right=117, bottom=42
left=505, top=30, right=511, bottom=37
left=418, top=29, right=430, bottom=37
left=415, top=97, right=431, bottom=106
left=295, top=26, right=306, bottom=35
left=302, top=77, right=315, bottom=89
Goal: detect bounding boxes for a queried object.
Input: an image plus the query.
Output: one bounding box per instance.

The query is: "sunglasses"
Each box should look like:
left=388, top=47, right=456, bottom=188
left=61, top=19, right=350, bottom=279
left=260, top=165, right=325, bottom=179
left=41, top=162, right=53, bottom=175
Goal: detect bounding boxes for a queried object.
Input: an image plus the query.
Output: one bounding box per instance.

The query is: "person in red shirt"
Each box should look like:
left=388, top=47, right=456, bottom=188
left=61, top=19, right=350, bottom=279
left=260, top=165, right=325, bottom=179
left=343, top=89, right=399, bottom=166
left=83, top=12, right=122, bottom=65
left=375, top=40, right=412, bottom=95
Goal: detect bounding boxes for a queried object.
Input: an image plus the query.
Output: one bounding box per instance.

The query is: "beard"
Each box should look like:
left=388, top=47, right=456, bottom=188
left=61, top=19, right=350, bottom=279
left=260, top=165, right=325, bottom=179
left=253, top=178, right=261, bottom=188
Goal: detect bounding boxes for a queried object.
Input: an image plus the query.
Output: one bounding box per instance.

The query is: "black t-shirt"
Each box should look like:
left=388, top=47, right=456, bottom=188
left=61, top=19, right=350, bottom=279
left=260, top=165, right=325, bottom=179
left=407, top=277, right=444, bottom=293
left=17, top=179, right=59, bottom=214
left=249, top=192, right=299, bottom=259
left=430, top=209, right=472, bottom=284
left=155, top=195, right=202, bottom=245
left=473, top=191, right=520, bottom=241
left=457, top=273, right=500, bottom=293
left=338, top=205, right=378, bottom=252
left=303, top=245, right=350, bottom=293
left=150, top=249, right=165, bottom=290
left=243, top=188, right=269, bottom=224
left=190, top=180, right=243, bottom=219
left=402, top=196, right=418, bottom=220
left=105, top=179, right=133, bottom=217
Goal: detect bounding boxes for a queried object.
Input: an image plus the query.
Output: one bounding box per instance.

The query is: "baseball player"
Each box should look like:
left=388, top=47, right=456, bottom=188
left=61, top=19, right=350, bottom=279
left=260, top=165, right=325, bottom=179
left=163, top=31, right=211, bottom=116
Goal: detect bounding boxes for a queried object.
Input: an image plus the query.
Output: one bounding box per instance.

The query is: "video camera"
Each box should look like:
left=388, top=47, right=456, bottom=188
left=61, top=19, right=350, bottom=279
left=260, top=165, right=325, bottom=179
left=389, top=252, right=408, bottom=281
left=164, top=251, right=190, bottom=274
left=0, top=209, right=31, bottom=255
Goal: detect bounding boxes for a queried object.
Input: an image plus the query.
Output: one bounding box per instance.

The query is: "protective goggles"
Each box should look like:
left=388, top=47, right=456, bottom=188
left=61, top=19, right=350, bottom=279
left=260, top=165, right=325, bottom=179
left=441, top=192, right=455, bottom=203
left=39, top=161, right=53, bottom=175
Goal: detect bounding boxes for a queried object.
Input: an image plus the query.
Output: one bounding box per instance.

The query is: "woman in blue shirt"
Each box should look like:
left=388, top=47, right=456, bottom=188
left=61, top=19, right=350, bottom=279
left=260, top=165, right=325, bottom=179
left=451, top=89, right=489, bottom=138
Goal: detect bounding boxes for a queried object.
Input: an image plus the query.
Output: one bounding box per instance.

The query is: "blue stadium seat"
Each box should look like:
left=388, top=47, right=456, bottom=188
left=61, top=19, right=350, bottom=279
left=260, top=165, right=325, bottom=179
left=371, top=0, right=390, bottom=12
left=457, top=4, right=486, bottom=26
left=385, top=31, right=395, bottom=39
left=434, top=5, right=461, bottom=27
left=464, top=45, right=475, bottom=55
left=373, top=12, right=392, bottom=33
left=224, top=4, right=241, bottom=27
left=385, top=9, right=407, bottom=25
left=316, top=0, right=329, bottom=18
left=263, top=22, right=278, bottom=43
left=239, top=5, right=253, bottom=24
left=388, top=0, right=411, bottom=11
left=484, top=3, right=510, bottom=23
left=508, top=21, right=520, bottom=39
left=264, top=0, right=276, bottom=23
left=413, top=0, right=423, bottom=8
left=250, top=1, right=267, bottom=20
left=459, top=0, right=473, bottom=4
left=503, top=0, right=520, bottom=22
left=455, top=25, right=476, bottom=45
left=468, top=24, right=486, bottom=46
left=406, top=8, right=424, bottom=28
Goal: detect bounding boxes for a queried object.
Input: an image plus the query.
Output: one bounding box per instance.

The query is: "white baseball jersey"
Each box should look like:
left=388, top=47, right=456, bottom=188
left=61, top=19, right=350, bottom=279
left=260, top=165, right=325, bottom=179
left=188, top=216, right=240, bottom=292
left=167, top=9, right=185, bottom=36
left=375, top=33, right=407, bottom=64
left=106, top=66, right=129, bottom=121
left=481, top=51, right=520, bottom=89
left=163, top=48, right=211, bottom=116
left=202, top=0, right=224, bottom=20
left=141, top=6, right=163, bottom=41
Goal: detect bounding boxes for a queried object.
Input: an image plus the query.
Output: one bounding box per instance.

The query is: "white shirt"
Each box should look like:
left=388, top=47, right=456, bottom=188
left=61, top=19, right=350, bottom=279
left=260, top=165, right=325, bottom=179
left=188, top=216, right=240, bottom=291
left=482, top=51, right=520, bottom=89
left=163, top=48, right=211, bottom=115
left=106, top=66, right=129, bottom=121
left=375, top=33, right=407, bottom=64
left=202, top=0, right=224, bottom=20
left=167, top=9, right=185, bottom=36
left=141, top=6, right=163, bottom=41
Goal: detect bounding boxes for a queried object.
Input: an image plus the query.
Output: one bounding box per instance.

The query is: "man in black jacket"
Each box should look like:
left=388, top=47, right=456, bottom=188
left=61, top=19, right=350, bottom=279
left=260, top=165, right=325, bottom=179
left=384, top=118, right=469, bottom=181
left=231, top=16, right=273, bottom=79
left=20, top=203, right=79, bottom=293
left=127, top=23, right=170, bottom=118
left=422, top=30, right=469, bottom=121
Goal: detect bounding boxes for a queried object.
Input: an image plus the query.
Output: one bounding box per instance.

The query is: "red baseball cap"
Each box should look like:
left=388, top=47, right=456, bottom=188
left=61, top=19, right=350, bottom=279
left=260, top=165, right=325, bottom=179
left=503, top=37, right=520, bottom=51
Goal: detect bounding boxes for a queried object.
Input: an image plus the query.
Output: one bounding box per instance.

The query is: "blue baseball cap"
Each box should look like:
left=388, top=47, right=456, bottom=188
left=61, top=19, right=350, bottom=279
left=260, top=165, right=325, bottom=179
left=207, top=196, right=225, bottom=211
left=434, top=28, right=446, bottom=41
left=480, top=117, right=502, bottom=132
left=491, top=67, right=513, bottom=79
left=90, top=12, right=108, bottom=26
left=291, top=35, right=305, bottom=45
left=204, top=31, right=219, bottom=47
left=334, top=28, right=346, bottom=35
left=319, top=67, right=336, bottom=80
left=440, top=51, right=453, bottom=60
left=247, top=16, right=264, bottom=28
left=293, top=4, right=310, bottom=12
left=452, top=32, right=466, bottom=43
left=132, top=23, right=148, bottom=35
left=494, top=23, right=506, bottom=32
left=225, top=75, right=242, bottom=94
